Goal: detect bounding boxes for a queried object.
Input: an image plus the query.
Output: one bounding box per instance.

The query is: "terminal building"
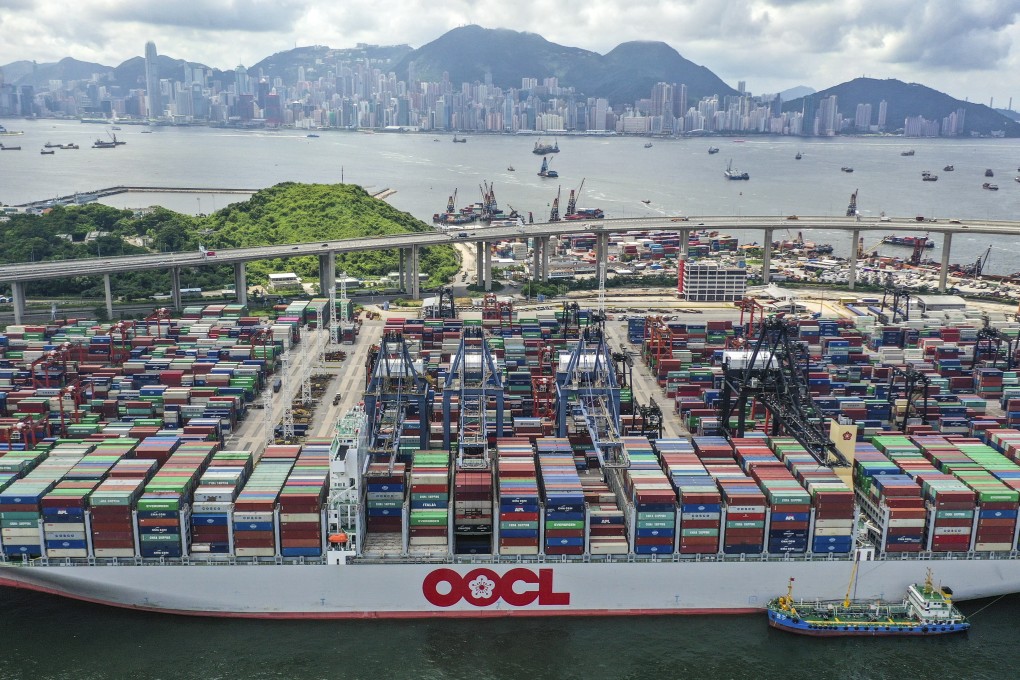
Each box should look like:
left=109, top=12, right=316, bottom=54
left=679, top=261, right=747, bottom=302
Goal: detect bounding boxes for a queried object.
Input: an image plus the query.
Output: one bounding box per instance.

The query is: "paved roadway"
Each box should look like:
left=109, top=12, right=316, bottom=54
left=1, top=214, right=1016, bottom=283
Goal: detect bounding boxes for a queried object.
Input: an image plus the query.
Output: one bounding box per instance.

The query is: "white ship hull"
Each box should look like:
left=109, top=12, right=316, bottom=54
left=2, top=557, right=1017, bottom=618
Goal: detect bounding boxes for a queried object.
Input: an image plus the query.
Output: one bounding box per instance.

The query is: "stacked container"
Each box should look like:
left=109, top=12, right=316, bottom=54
left=191, top=451, right=252, bottom=555
left=497, top=440, right=540, bottom=555
left=364, top=462, right=406, bottom=537
left=453, top=468, right=492, bottom=554
left=408, top=451, right=450, bottom=551
left=233, top=449, right=297, bottom=557
left=537, top=441, right=585, bottom=555
left=90, top=476, right=147, bottom=557
left=582, top=475, right=628, bottom=554
left=279, top=449, right=329, bottom=557
left=42, top=481, right=97, bottom=558
left=623, top=459, right=676, bottom=555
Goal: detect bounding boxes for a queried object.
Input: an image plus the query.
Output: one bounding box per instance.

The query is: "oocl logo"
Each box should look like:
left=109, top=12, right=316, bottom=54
left=423, top=568, right=570, bottom=607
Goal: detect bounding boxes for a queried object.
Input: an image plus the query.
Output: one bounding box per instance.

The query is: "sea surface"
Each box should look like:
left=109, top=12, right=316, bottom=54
left=3, top=122, right=1020, bottom=679
left=2, top=122, right=1020, bottom=272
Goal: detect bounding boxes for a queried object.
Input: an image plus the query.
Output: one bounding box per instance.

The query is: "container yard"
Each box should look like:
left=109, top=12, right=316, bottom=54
left=5, top=289, right=1020, bottom=618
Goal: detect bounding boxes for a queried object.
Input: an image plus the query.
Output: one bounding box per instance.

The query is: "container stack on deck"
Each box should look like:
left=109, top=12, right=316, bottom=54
left=537, top=440, right=585, bottom=555
left=622, top=438, right=676, bottom=555
left=453, top=466, right=492, bottom=554
left=233, top=447, right=297, bottom=557
left=496, top=439, right=540, bottom=555
left=364, top=462, right=406, bottom=537
left=190, top=450, right=252, bottom=555
left=279, top=448, right=329, bottom=557
left=408, top=451, right=450, bottom=551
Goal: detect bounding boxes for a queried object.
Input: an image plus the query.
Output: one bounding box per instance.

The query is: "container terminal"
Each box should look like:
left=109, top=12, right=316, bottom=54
left=4, top=248, right=1020, bottom=615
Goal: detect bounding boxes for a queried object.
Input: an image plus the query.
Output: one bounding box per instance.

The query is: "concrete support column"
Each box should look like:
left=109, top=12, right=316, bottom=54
left=103, top=274, right=114, bottom=321
left=170, top=267, right=182, bottom=310
left=10, top=281, right=26, bottom=325
left=541, top=237, right=550, bottom=283
left=483, top=242, right=493, bottom=292
left=848, top=228, right=859, bottom=291
left=234, top=262, right=248, bottom=306
left=762, top=228, right=773, bottom=285
left=399, top=248, right=406, bottom=292
left=410, top=244, right=420, bottom=300
left=939, top=232, right=953, bottom=293
left=596, top=231, right=609, bottom=272
left=532, top=239, right=541, bottom=282
left=318, top=252, right=335, bottom=300
left=476, top=242, right=484, bottom=286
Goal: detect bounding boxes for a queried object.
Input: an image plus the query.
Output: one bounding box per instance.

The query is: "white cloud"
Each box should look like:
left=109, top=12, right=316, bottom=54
left=0, top=0, right=1018, bottom=104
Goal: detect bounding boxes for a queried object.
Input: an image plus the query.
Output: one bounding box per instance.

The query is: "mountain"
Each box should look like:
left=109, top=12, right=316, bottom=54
left=779, top=86, right=815, bottom=102
left=391, top=26, right=737, bottom=106
left=2, top=57, right=111, bottom=87
left=250, top=44, right=413, bottom=83
left=783, top=77, right=1020, bottom=137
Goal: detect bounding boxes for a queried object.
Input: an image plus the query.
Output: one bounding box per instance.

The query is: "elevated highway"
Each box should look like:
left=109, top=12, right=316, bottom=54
left=1, top=214, right=1014, bottom=324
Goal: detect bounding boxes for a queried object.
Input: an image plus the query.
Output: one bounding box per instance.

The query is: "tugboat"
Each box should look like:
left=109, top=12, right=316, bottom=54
left=724, top=159, right=749, bottom=180
left=767, top=568, right=969, bottom=637
left=943, top=165, right=954, bottom=171
left=795, top=152, right=802, bottom=160
left=537, top=156, right=558, bottom=178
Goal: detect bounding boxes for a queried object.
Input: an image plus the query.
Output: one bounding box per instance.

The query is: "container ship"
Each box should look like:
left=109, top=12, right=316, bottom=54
left=4, top=301, right=1020, bottom=618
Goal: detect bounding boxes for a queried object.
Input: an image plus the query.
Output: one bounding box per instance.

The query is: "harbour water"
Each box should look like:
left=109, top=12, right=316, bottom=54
left=2, top=122, right=1019, bottom=272
left=3, top=122, right=1020, bottom=678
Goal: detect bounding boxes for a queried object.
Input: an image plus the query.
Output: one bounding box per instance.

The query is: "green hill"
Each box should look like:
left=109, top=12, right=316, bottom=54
left=0, top=183, right=458, bottom=302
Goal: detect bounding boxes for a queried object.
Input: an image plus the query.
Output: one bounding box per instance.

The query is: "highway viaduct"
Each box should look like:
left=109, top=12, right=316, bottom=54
left=1, top=214, right=1017, bottom=324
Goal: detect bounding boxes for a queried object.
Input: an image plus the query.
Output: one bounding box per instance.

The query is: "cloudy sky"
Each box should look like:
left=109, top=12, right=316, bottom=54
left=1, top=0, right=1018, bottom=104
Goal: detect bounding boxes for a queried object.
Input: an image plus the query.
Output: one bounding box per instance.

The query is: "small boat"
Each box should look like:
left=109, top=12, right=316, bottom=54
left=767, top=569, right=969, bottom=637
left=1015, top=176, right=1020, bottom=184
left=92, top=138, right=116, bottom=149
left=841, top=166, right=854, bottom=173
left=795, top=152, right=802, bottom=160
left=507, top=165, right=515, bottom=172
left=644, top=142, right=653, bottom=148
left=140, top=130, right=153, bottom=134
left=0, top=143, right=21, bottom=151
left=708, top=146, right=720, bottom=154
left=901, top=149, right=915, bottom=156
left=452, top=135, right=467, bottom=143
left=111, top=126, right=122, bottom=130
left=532, top=139, right=559, bottom=154
left=943, top=165, right=954, bottom=171
left=983, top=182, right=999, bottom=190
left=641, top=200, right=651, bottom=204
left=0, top=125, right=24, bottom=136
left=433, top=139, right=440, bottom=142
left=985, top=168, right=994, bottom=177
left=59, top=143, right=79, bottom=150
left=40, top=148, right=55, bottom=155
left=921, top=171, right=938, bottom=182
left=306, top=133, right=320, bottom=138
left=44, top=141, right=59, bottom=148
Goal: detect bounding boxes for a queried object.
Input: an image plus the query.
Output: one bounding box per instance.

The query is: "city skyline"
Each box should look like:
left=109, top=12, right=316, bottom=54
left=1, top=1, right=1019, bottom=105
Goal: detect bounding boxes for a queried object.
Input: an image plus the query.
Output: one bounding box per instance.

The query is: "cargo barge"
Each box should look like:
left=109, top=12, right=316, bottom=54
left=5, top=303, right=1020, bottom=618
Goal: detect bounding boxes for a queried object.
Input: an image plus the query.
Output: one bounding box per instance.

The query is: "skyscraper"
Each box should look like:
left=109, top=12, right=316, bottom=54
left=144, top=41, right=160, bottom=118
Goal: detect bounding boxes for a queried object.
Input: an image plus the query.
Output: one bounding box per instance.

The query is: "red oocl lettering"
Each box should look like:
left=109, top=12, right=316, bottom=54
left=422, top=568, right=570, bottom=607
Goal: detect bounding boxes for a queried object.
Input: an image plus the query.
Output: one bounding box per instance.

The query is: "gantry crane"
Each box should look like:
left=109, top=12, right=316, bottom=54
left=973, top=320, right=1017, bottom=371
left=556, top=316, right=627, bottom=468
left=719, top=316, right=848, bottom=467
left=441, top=326, right=504, bottom=467
left=363, top=330, right=428, bottom=470
left=549, top=186, right=561, bottom=222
